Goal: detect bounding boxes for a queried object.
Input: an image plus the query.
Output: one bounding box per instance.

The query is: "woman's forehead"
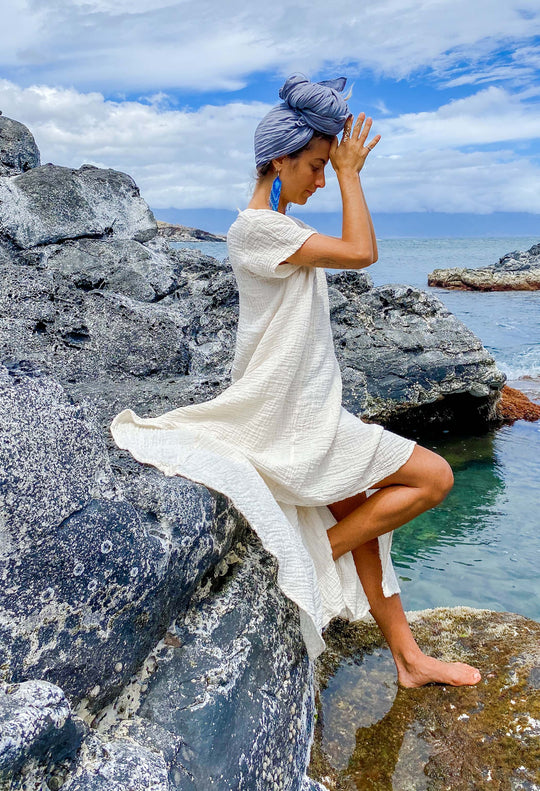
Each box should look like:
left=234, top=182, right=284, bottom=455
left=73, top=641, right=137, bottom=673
left=305, top=137, right=332, bottom=160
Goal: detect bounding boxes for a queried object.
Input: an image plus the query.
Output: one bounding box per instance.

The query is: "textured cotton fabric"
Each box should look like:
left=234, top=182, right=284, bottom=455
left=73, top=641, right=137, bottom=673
left=254, top=74, right=351, bottom=167
left=110, top=209, right=416, bottom=661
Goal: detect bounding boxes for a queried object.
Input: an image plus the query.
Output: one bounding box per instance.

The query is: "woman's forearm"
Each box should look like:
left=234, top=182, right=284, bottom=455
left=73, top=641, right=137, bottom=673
left=337, top=169, right=377, bottom=263
left=361, top=178, right=378, bottom=261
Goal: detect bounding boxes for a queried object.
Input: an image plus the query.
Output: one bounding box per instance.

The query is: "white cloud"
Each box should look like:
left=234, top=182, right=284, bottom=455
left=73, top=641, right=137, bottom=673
left=376, top=87, right=540, bottom=151
left=1, top=78, right=539, bottom=214
left=3, top=0, right=540, bottom=92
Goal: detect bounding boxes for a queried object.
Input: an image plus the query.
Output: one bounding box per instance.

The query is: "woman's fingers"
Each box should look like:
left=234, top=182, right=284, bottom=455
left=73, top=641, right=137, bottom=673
left=341, top=114, right=353, bottom=140
left=366, top=133, right=381, bottom=152
left=358, top=116, right=373, bottom=146
left=352, top=112, right=365, bottom=139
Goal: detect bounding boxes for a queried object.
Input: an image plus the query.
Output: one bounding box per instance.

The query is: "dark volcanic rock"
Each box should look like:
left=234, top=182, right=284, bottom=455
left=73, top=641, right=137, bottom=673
left=0, top=115, right=40, bottom=176
left=0, top=363, right=245, bottom=712
left=0, top=362, right=322, bottom=789
left=428, top=241, right=540, bottom=290
left=327, top=273, right=505, bottom=434
left=310, top=607, right=540, bottom=791
left=18, top=236, right=179, bottom=302
left=0, top=679, right=86, bottom=788
left=0, top=163, right=157, bottom=248
left=67, top=531, right=317, bottom=791
left=0, top=261, right=192, bottom=383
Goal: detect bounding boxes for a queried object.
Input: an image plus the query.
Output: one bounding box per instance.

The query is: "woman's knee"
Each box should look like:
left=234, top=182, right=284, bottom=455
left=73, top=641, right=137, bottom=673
left=425, top=454, right=454, bottom=506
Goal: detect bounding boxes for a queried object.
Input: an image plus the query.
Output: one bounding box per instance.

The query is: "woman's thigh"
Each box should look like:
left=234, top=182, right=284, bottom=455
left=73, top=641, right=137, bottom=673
left=327, top=443, right=453, bottom=520
left=370, top=443, right=453, bottom=492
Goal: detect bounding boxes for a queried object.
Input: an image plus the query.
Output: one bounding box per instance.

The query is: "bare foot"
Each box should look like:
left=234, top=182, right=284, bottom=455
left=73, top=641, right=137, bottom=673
left=397, top=653, right=482, bottom=688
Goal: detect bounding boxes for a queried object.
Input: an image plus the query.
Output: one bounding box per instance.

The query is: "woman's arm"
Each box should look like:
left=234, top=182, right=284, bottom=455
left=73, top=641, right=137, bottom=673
left=287, top=113, right=380, bottom=270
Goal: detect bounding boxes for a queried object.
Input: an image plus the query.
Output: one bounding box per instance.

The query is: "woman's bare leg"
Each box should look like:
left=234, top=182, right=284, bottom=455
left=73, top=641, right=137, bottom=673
left=327, top=451, right=482, bottom=687
left=327, top=444, right=455, bottom=559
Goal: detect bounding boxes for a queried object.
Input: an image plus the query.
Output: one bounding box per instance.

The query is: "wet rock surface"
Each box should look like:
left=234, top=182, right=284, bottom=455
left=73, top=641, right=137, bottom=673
left=428, top=242, right=540, bottom=291
left=310, top=607, right=540, bottom=791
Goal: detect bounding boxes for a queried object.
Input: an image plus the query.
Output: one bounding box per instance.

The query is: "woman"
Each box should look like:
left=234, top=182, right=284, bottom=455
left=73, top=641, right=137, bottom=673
left=111, top=74, right=481, bottom=687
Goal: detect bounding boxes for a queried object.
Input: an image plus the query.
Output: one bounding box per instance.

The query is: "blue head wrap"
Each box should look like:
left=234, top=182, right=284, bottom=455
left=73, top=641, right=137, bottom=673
left=254, top=73, right=351, bottom=168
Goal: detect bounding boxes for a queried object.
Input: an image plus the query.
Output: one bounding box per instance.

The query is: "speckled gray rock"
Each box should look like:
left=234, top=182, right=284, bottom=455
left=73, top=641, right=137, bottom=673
left=0, top=247, right=237, bottom=442
left=0, top=262, right=192, bottom=384
left=327, top=274, right=506, bottom=433
left=60, top=734, right=172, bottom=791
left=0, top=115, right=40, bottom=176
left=0, top=679, right=85, bottom=787
left=0, top=362, right=246, bottom=713
left=428, top=241, right=540, bottom=290
left=17, top=237, right=179, bottom=302
left=0, top=163, right=157, bottom=249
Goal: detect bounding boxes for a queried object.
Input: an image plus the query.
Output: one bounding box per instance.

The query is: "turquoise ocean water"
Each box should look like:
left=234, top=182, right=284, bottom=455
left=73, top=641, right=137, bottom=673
left=172, top=237, right=540, bottom=622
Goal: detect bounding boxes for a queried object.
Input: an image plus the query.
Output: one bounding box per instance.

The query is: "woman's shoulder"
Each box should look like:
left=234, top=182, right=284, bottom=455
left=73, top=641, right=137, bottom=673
left=228, top=208, right=317, bottom=238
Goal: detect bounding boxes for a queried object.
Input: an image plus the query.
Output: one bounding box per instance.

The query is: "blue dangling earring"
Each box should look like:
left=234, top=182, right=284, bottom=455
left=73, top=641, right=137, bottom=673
left=269, top=170, right=282, bottom=211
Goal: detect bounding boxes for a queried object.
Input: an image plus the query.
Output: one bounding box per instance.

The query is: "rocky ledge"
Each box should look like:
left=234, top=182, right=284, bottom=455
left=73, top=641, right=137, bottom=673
left=428, top=242, right=540, bottom=291
left=156, top=219, right=226, bottom=243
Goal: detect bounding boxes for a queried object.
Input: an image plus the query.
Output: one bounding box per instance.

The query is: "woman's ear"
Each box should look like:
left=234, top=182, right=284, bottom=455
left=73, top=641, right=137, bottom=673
left=271, top=156, right=285, bottom=172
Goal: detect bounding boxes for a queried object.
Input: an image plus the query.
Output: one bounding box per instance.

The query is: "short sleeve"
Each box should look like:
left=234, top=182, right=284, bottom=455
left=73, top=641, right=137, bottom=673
left=240, top=211, right=317, bottom=279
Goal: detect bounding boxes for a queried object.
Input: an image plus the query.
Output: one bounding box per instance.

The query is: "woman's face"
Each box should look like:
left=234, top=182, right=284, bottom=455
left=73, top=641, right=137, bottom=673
left=279, top=137, right=332, bottom=206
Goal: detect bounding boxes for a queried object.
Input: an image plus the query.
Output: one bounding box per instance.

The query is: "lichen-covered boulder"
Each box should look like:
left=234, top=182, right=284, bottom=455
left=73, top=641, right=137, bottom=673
left=327, top=274, right=506, bottom=433
left=0, top=114, right=40, bottom=176
left=0, top=163, right=157, bottom=248
left=0, top=363, right=243, bottom=711
left=63, top=528, right=319, bottom=791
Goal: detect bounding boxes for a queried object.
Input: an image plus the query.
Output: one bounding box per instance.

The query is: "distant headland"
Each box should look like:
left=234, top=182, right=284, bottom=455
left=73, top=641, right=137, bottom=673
left=156, top=219, right=226, bottom=242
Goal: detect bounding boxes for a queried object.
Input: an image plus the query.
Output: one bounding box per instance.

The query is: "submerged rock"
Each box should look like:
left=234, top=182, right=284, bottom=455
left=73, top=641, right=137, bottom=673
left=310, top=607, right=540, bottom=791
left=428, top=242, right=540, bottom=291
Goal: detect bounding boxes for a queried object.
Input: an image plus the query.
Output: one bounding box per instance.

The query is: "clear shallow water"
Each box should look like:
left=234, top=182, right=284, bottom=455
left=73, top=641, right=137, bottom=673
left=172, top=237, right=540, bottom=621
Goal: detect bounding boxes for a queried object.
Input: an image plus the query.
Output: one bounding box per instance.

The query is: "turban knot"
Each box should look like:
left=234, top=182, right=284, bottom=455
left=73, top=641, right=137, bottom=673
left=254, top=73, right=351, bottom=168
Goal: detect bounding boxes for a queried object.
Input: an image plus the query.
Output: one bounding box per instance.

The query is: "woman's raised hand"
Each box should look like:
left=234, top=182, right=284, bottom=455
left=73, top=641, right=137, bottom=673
left=329, top=113, right=381, bottom=175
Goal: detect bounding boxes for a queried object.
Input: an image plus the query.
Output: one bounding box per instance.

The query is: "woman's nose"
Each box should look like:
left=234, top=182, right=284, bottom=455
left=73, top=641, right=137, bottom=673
left=315, top=172, right=325, bottom=188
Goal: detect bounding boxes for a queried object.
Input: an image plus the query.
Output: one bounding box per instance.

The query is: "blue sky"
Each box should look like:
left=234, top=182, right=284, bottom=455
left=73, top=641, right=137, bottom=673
left=1, top=0, right=540, bottom=235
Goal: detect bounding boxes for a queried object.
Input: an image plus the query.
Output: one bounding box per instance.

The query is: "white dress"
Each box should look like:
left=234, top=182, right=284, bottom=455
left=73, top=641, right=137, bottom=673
left=110, top=208, right=416, bottom=661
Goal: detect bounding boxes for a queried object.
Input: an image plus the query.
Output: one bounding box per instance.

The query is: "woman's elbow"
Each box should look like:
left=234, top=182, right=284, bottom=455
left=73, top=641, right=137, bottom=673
left=352, top=251, right=377, bottom=269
